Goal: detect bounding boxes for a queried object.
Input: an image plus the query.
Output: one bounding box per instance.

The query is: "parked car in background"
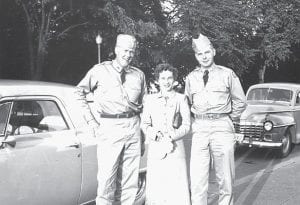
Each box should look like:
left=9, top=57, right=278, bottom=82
left=235, top=83, right=300, bottom=157
left=0, top=80, right=146, bottom=205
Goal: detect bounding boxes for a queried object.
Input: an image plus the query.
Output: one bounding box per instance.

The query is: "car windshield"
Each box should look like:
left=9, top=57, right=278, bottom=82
left=247, top=88, right=293, bottom=103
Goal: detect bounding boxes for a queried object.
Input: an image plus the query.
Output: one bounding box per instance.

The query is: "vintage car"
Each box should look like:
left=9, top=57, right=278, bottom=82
left=0, top=80, right=146, bottom=205
left=235, top=83, right=300, bottom=157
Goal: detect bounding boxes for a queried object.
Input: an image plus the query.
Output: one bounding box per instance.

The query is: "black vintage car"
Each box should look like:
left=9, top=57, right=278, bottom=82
left=235, top=83, right=300, bottom=157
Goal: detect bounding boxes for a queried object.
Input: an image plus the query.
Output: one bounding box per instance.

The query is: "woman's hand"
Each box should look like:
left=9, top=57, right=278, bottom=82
left=155, top=131, right=164, bottom=141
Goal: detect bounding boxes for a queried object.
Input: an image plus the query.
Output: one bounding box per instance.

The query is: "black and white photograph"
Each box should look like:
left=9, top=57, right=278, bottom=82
left=0, top=0, right=299, bottom=205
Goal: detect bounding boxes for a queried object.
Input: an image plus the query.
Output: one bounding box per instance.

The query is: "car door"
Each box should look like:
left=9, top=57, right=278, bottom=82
left=0, top=97, right=82, bottom=205
left=294, top=90, right=300, bottom=142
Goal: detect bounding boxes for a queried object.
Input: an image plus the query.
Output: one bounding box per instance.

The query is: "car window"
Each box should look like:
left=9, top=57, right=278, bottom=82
left=9, top=100, right=69, bottom=135
left=0, top=102, right=12, bottom=136
left=247, top=88, right=293, bottom=103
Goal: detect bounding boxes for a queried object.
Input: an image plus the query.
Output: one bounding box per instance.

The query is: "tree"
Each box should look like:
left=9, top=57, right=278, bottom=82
left=2, top=0, right=300, bottom=85
left=163, top=0, right=258, bottom=79
left=10, top=0, right=166, bottom=82
left=245, top=0, right=300, bottom=83
left=159, top=0, right=300, bottom=86
left=14, top=0, right=89, bottom=80
left=82, top=0, right=167, bottom=83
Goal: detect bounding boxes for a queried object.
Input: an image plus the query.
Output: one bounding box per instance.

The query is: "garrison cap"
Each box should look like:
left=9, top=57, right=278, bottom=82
left=116, top=34, right=137, bottom=50
left=192, top=33, right=212, bottom=51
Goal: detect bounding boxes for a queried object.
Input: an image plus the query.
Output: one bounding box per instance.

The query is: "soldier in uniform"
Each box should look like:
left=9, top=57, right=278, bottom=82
left=76, top=34, right=147, bottom=205
left=185, top=34, right=247, bottom=205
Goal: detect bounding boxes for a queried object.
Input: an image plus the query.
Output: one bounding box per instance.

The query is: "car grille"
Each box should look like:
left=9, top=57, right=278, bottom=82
left=234, top=123, right=264, bottom=138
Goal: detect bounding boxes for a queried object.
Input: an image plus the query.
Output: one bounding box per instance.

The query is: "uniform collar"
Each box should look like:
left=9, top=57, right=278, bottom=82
left=197, top=63, right=217, bottom=73
left=112, top=60, right=130, bottom=73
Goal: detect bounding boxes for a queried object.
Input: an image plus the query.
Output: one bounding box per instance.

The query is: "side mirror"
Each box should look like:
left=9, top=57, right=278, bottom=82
left=1, top=135, right=16, bottom=148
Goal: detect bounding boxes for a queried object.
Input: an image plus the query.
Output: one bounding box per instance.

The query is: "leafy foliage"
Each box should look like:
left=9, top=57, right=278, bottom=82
left=84, top=0, right=167, bottom=83
left=247, top=0, right=300, bottom=68
left=1, top=0, right=299, bottom=86
left=166, top=0, right=258, bottom=77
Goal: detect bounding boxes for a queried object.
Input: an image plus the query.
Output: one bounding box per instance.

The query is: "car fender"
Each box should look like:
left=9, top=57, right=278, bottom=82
left=265, top=113, right=297, bottom=143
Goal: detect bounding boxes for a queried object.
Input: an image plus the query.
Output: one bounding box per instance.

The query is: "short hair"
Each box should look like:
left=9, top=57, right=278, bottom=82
left=154, top=63, right=178, bottom=81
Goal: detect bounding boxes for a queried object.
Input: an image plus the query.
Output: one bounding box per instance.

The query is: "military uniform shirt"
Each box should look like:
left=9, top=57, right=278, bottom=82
left=185, top=64, right=246, bottom=120
left=77, top=60, right=146, bottom=122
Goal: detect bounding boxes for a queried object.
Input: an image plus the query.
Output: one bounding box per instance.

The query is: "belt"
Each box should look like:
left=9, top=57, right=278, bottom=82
left=99, top=112, right=137, bottom=119
left=193, top=113, right=228, bottom=120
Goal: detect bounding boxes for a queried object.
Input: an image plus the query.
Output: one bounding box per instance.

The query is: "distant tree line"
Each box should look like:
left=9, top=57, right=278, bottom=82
left=0, top=0, right=299, bottom=90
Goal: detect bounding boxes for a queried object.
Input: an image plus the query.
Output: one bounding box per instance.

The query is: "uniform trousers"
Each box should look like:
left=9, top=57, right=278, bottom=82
left=95, top=116, right=141, bottom=205
left=190, top=116, right=235, bottom=205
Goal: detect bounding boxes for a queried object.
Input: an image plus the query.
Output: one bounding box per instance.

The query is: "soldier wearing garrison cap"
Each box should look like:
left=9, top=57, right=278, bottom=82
left=185, top=34, right=247, bottom=205
left=76, top=34, right=146, bottom=205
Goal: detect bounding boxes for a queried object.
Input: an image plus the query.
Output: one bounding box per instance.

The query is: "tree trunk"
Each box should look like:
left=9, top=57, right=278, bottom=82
left=27, top=30, right=36, bottom=79
left=33, top=1, right=46, bottom=80
left=151, top=0, right=167, bottom=30
left=20, top=1, right=35, bottom=79
left=258, top=65, right=266, bottom=83
left=33, top=45, right=45, bottom=80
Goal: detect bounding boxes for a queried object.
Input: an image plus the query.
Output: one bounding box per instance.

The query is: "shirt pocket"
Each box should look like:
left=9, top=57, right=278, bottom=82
left=124, top=74, right=142, bottom=103
left=189, top=80, right=202, bottom=94
left=210, top=85, right=228, bottom=92
left=125, top=86, right=141, bottom=103
left=208, top=86, right=229, bottom=105
left=98, top=80, right=122, bottom=100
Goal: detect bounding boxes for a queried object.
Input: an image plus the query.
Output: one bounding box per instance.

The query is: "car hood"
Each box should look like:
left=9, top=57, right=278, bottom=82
left=240, top=103, right=293, bottom=124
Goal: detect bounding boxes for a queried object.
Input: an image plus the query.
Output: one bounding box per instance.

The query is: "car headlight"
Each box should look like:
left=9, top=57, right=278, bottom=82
left=263, top=121, right=273, bottom=131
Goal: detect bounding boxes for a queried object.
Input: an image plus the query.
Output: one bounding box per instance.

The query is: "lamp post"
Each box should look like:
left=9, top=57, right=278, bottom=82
left=95, top=34, right=102, bottom=64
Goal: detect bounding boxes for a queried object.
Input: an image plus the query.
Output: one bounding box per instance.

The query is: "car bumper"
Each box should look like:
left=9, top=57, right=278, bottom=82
left=238, top=138, right=282, bottom=148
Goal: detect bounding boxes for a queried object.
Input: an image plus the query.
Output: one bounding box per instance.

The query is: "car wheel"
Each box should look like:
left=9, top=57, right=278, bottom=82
left=134, top=171, right=146, bottom=205
left=278, top=128, right=292, bottom=158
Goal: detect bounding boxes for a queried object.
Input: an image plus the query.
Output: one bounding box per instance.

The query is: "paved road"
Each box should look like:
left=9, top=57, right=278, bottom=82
left=208, top=144, right=300, bottom=205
